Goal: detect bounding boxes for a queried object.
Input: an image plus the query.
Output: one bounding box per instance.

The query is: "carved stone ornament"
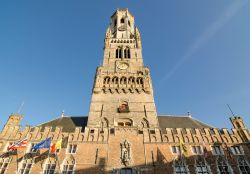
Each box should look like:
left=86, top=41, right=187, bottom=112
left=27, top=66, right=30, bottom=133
left=120, top=140, right=131, bottom=166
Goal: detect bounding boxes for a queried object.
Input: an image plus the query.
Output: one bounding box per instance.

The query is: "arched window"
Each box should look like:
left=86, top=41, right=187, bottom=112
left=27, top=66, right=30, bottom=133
left=124, top=47, right=130, bottom=58
left=114, top=19, right=117, bottom=27
left=128, top=77, right=135, bottom=87
left=112, top=76, right=119, bottom=86
left=43, top=157, right=57, bottom=174
left=120, top=18, right=125, bottom=23
left=120, top=77, right=127, bottom=86
left=128, top=20, right=131, bottom=27
left=141, top=118, right=149, bottom=128
left=0, top=157, right=11, bottom=174
left=103, top=77, right=111, bottom=86
left=101, top=117, right=109, bottom=128
left=136, top=77, right=143, bottom=87
left=116, top=47, right=122, bottom=58
left=62, top=157, right=75, bottom=174
left=19, top=158, right=33, bottom=174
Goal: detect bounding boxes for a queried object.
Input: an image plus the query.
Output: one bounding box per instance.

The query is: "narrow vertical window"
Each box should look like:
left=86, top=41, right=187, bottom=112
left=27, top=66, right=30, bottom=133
left=19, top=159, right=33, bottom=174
left=119, top=48, right=122, bottom=58
left=116, top=49, right=119, bottom=58
left=43, top=158, right=56, bottom=174
left=0, top=157, right=11, bottom=174
left=67, top=144, right=77, bottom=154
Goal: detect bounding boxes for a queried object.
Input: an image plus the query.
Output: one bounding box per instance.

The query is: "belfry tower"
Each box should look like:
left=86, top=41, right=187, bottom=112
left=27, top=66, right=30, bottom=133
left=87, top=8, right=159, bottom=129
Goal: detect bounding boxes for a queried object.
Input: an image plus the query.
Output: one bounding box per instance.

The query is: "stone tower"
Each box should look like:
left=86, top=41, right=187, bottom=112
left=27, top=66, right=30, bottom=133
left=87, top=8, right=159, bottom=129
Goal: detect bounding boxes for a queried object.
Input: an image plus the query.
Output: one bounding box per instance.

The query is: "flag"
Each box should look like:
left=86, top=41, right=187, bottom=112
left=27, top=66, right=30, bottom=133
left=32, top=137, right=51, bottom=150
left=7, top=138, right=28, bottom=151
left=50, top=139, right=62, bottom=153
left=180, top=139, right=188, bottom=156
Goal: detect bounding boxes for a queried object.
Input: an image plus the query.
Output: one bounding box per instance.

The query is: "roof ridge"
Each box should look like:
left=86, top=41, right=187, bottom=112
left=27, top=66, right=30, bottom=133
left=191, top=116, right=215, bottom=128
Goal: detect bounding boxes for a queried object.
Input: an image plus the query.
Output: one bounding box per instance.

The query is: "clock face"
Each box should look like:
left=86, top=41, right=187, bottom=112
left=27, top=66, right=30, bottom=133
left=117, top=63, right=129, bottom=70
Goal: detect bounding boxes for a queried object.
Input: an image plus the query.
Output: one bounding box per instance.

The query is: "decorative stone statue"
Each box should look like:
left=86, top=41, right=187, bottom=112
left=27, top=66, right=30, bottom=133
left=120, top=140, right=131, bottom=166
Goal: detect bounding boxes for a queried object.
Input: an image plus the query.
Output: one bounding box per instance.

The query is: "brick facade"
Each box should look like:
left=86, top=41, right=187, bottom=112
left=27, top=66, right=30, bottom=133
left=0, top=8, right=249, bottom=174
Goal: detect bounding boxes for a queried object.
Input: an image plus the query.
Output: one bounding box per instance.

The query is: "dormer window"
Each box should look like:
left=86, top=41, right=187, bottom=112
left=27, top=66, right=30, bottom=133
left=120, top=18, right=125, bottom=23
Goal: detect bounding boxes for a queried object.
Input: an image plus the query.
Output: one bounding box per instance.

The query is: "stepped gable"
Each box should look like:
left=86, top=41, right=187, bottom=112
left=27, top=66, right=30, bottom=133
left=37, top=116, right=88, bottom=132
left=158, top=115, right=213, bottom=129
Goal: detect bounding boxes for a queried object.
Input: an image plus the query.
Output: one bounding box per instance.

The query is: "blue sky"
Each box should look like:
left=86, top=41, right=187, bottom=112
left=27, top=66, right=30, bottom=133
left=0, top=0, right=250, bottom=130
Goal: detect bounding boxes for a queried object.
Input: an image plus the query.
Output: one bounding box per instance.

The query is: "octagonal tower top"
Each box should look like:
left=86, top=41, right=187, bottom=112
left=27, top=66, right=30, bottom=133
left=109, top=8, right=135, bottom=39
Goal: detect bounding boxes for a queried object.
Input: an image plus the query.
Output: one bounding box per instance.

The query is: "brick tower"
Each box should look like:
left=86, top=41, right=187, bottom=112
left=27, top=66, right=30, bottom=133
left=87, top=8, right=159, bottom=129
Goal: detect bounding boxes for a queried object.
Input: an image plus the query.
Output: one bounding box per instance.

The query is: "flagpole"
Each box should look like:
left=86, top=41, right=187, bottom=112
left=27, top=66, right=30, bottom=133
left=56, top=152, right=62, bottom=174
left=16, top=149, right=19, bottom=174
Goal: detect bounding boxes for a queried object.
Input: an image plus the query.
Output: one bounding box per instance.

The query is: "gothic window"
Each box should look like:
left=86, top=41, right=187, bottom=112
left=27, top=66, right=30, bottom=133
left=141, top=118, right=149, bottom=128
left=43, top=157, right=56, bottom=174
left=19, top=158, right=33, bottom=174
left=124, top=47, right=130, bottom=58
left=238, top=157, right=250, bottom=174
left=101, top=118, right=109, bottom=128
left=62, top=157, right=75, bottom=174
left=116, top=47, right=122, bottom=58
left=212, top=145, right=223, bottom=155
left=114, top=19, right=117, bottom=27
left=164, top=135, right=169, bottom=142
left=0, top=157, right=11, bottom=174
left=112, top=76, right=119, bottom=86
left=120, top=18, right=125, bottom=23
left=67, top=144, right=77, bottom=154
left=103, top=77, right=111, bottom=86
left=203, top=136, right=209, bottom=143
left=184, top=136, right=189, bottom=143
left=120, top=77, right=127, bottom=86
left=194, top=136, right=199, bottom=143
left=128, top=20, right=131, bottom=27
left=136, top=77, right=143, bottom=87
left=192, top=146, right=203, bottom=155
left=217, top=157, right=232, bottom=174
left=230, top=145, right=243, bottom=155
left=195, top=158, right=210, bottom=174
left=128, top=77, right=135, bottom=87
left=174, top=159, right=189, bottom=174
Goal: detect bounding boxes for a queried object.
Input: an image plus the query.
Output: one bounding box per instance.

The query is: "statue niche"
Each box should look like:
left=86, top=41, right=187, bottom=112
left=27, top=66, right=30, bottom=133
left=120, top=140, right=131, bottom=166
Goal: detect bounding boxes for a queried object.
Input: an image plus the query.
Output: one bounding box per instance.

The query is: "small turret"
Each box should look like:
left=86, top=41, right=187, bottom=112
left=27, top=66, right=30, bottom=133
left=0, top=113, right=23, bottom=137
left=5, top=113, right=23, bottom=126
left=230, top=116, right=250, bottom=142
